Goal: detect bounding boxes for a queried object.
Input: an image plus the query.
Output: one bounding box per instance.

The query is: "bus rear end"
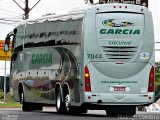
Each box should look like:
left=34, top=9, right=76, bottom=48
left=82, top=3, right=154, bottom=115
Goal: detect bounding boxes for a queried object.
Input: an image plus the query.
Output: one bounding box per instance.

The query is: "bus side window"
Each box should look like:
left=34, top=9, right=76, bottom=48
left=12, top=28, right=17, bottom=51
left=12, top=34, right=16, bottom=51
left=99, top=0, right=107, bottom=4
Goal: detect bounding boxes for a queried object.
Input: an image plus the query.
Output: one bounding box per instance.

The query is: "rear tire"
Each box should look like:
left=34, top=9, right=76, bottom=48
left=22, top=102, right=33, bottom=111
left=19, top=86, right=43, bottom=111
left=64, top=93, right=86, bottom=115
left=56, top=88, right=66, bottom=114
left=65, top=94, right=72, bottom=114
left=20, top=91, right=33, bottom=111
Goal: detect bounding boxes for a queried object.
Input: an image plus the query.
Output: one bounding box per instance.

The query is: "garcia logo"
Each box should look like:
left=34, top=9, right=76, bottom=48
left=102, top=19, right=134, bottom=27
left=100, top=19, right=140, bottom=35
left=32, top=53, right=52, bottom=64
left=100, top=29, right=140, bottom=35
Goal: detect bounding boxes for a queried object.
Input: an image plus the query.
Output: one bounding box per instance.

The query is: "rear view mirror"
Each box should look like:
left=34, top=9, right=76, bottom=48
left=4, top=43, right=9, bottom=52
left=3, top=28, right=17, bottom=52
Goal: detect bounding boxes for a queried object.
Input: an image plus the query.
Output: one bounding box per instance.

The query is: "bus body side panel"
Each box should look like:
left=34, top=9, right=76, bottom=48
left=82, top=4, right=154, bottom=106
left=11, top=16, right=84, bottom=104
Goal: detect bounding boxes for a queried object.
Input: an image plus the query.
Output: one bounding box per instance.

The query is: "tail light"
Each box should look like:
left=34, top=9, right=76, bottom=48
left=148, top=66, right=154, bottom=92
left=84, top=66, right=91, bottom=92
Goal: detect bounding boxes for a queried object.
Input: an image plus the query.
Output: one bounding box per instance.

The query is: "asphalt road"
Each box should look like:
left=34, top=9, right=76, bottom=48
left=0, top=107, right=160, bottom=120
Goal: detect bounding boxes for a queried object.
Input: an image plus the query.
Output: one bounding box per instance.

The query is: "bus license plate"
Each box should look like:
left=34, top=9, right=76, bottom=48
left=114, top=87, right=126, bottom=91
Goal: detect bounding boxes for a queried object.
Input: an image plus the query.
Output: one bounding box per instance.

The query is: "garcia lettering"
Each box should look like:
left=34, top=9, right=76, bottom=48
left=100, top=29, right=140, bottom=35
left=32, top=53, right=52, bottom=64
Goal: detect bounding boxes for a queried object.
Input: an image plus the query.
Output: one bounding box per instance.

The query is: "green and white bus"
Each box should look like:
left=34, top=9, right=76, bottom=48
left=4, top=1, right=154, bottom=115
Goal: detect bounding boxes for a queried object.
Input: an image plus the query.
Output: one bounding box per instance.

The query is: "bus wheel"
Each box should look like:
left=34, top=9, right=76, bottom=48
left=64, top=94, right=82, bottom=114
left=20, top=90, right=33, bottom=111
left=56, top=88, right=65, bottom=114
left=20, top=92, right=24, bottom=104
left=65, top=94, right=71, bottom=113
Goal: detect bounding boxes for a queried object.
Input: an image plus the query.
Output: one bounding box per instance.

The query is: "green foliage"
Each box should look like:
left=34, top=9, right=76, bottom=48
left=155, top=62, right=160, bottom=101
left=0, top=91, right=3, bottom=99
left=0, top=91, right=21, bottom=107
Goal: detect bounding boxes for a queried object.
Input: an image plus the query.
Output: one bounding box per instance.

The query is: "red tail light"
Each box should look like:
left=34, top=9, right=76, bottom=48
left=84, top=66, right=91, bottom=92
left=148, top=66, right=154, bottom=92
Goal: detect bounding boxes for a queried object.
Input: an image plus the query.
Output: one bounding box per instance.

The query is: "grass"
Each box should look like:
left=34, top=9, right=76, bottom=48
left=0, top=91, right=21, bottom=108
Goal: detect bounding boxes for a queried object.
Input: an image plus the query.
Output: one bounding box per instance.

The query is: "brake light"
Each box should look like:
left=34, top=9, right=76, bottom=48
left=148, top=66, right=154, bottom=92
left=84, top=66, right=91, bottom=92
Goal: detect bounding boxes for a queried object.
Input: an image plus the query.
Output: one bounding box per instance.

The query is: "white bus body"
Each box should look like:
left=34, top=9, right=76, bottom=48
left=5, top=3, right=154, bottom=115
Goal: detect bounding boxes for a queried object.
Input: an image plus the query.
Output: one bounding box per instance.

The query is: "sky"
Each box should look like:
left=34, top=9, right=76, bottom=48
left=0, top=0, right=160, bottom=76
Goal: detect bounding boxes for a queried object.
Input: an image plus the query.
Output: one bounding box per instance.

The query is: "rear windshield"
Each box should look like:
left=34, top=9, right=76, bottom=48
left=96, top=13, right=144, bottom=40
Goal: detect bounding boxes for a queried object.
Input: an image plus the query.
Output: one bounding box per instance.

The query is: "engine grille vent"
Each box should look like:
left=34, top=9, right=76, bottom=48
left=101, top=46, right=138, bottom=63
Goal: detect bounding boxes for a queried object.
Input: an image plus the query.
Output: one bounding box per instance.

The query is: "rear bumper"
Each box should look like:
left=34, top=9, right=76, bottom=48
left=83, top=92, right=154, bottom=106
left=80, top=103, right=146, bottom=110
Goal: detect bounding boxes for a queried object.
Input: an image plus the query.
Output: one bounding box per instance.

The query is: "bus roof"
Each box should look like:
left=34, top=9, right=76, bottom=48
left=95, top=0, right=148, bottom=8
left=17, top=1, right=149, bottom=25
